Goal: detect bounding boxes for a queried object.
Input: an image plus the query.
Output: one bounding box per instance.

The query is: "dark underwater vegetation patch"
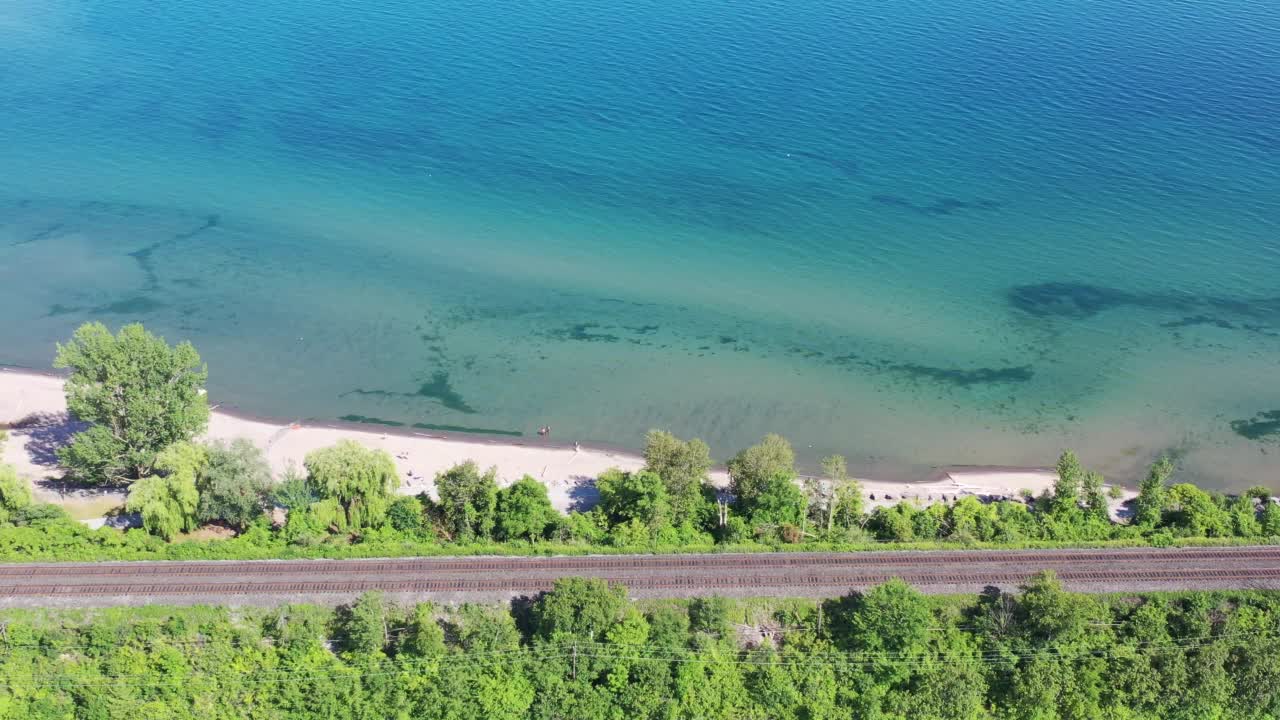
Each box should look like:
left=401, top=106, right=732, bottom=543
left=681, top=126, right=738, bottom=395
left=90, top=296, right=167, bottom=315
left=623, top=324, right=659, bottom=335
left=548, top=323, right=620, bottom=343
left=128, top=214, right=220, bottom=290
left=414, top=371, right=477, bottom=414
left=887, top=363, right=1034, bottom=387
left=47, top=304, right=82, bottom=317
left=342, top=371, right=477, bottom=414
left=1007, top=282, right=1141, bottom=319
left=411, top=422, right=523, bottom=437
left=1010, top=281, right=1280, bottom=324
left=1162, top=315, right=1234, bottom=329
left=870, top=195, right=1000, bottom=216
left=11, top=223, right=64, bottom=247
left=1230, top=410, right=1280, bottom=441
left=340, top=414, right=406, bottom=427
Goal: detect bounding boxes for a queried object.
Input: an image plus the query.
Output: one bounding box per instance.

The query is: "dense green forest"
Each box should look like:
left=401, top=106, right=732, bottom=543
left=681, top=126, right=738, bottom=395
left=1, top=322, right=1277, bottom=561
left=1, top=575, right=1279, bottom=719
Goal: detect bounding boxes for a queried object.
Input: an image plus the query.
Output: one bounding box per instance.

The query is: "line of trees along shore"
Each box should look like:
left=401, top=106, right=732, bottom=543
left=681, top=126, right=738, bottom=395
left=0, top=322, right=1277, bottom=561
left=2, top=574, right=1280, bottom=719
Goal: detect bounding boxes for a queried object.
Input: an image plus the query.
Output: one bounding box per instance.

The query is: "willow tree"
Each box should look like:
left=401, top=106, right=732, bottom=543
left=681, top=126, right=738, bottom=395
left=0, top=464, right=33, bottom=524
left=126, top=441, right=205, bottom=539
left=304, top=440, right=398, bottom=529
left=55, top=322, right=209, bottom=485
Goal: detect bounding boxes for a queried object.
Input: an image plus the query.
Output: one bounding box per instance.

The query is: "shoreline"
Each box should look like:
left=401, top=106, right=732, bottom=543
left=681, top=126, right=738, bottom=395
left=1, top=366, right=1076, bottom=514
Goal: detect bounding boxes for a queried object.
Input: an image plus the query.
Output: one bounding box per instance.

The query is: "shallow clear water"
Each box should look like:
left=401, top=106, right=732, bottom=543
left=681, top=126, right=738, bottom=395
left=1, top=0, right=1278, bottom=487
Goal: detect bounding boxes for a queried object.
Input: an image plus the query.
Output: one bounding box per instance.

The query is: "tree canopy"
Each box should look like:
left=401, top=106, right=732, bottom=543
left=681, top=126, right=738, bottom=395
left=304, top=440, right=399, bottom=530
left=727, top=434, right=795, bottom=512
left=435, top=461, right=499, bottom=542
left=54, top=322, right=209, bottom=485
left=596, top=469, right=671, bottom=531
left=642, top=429, right=712, bottom=525
left=3, top=579, right=1280, bottom=720
left=126, top=441, right=204, bottom=539
left=495, top=475, right=558, bottom=541
left=197, top=439, right=271, bottom=529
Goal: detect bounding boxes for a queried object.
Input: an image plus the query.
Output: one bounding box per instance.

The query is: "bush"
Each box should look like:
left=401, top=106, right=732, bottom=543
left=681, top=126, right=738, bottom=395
left=387, top=496, right=425, bottom=533
left=272, top=466, right=319, bottom=509
left=495, top=476, right=559, bottom=541
left=197, top=439, right=271, bottom=530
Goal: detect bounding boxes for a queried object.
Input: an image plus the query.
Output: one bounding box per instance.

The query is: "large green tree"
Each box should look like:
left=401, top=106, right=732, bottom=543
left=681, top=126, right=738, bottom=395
left=532, top=577, right=626, bottom=642
left=642, top=429, right=713, bottom=525
left=197, top=439, right=271, bottom=530
left=54, top=322, right=209, bottom=485
left=596, top=469, right=671, bottom=530
left=495, top=475, right=559, bottom=541
left=304, top=440, right=399, bottom=530
left=727, top=434, right=795, bottom=512
left=435, top=461, right=499, bottom=542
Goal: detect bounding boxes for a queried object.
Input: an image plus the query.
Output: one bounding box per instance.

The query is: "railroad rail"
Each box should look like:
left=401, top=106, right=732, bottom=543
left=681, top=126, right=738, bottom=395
left=2, top=546, right=1278, bottom=605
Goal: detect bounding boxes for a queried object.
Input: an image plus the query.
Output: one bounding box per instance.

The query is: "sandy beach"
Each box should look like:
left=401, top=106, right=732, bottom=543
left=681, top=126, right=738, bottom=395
left=1, top=368, right=1074, bottom=515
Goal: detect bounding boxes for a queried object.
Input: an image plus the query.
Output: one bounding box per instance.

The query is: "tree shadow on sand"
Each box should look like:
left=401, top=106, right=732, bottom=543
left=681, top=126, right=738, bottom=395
left=8, top=412, right=84, bottom=466
left=567, top=476, right=600, bottom=513
left=5, top=411, right=99, bottom=492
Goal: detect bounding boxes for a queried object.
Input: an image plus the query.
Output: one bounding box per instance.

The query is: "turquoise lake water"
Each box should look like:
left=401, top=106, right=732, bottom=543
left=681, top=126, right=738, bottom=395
left=1, top=0, right=1278, bottom=488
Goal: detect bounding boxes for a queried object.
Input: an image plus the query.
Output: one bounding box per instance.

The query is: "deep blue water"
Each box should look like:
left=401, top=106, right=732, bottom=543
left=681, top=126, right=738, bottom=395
left=1, top=0, right=1278, bottom=487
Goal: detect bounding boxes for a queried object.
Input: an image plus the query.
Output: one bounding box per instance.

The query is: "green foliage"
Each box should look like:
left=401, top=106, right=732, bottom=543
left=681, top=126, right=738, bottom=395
left=596, top=468, right=671, bottom=531
left=6, top=581, right=1274, bottom=719
left=841, top=578, right=932, bottom=656
left=387, top=495, right=426, bottom=533
left=561, top=509, right=607, bottom=544
left=1165, top=483, right=1232, bottom=537
left=272, top=464, right=319, bottom=509
left=869, top=502, right=919, bottom=542
left=402, top=602, right=446, bottom=657
left=54, top=322, right=209, bottom=485
left=304, top=440, right=399, bottom=530
left=745, top=473, right=807, bottom=529
left=435, top=461, right=499, bottom=542
left=643, top=429, right=713, bottom=525
left=1135, top=456, right=1174, bottom=527
left=495, top=475, right=558, bottom=541
left=820, top=454, right=863, bottom=533
left=0, top=464, right=33, bottom=524
left=689, top=595, right=732, bottom=638
left=127, top=441, right=205, bottom=539
left=1263, top=502, right=1280, bottom=537
left=1049, top=448, right=1080, bottom=515
left=197, top=438, right=271, bottom=530
left=532, top=577, right=626, bottom=641
left=727, top=434, right=795, bottom=510
left=341, top=591, right=388, bottom=655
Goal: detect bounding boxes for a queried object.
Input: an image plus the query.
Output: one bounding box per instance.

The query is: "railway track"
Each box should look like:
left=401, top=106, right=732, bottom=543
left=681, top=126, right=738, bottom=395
left=2, top=546, right=1278, bottom=605
left=2, top=546, right=1278, bottom=578
left=5, top=567, right=1280, bottom=597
